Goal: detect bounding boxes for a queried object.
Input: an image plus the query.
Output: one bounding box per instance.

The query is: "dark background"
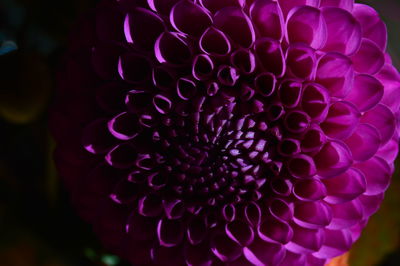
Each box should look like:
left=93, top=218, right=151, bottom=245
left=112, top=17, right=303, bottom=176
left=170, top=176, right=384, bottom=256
left=0, top=0, right=399, bottom=265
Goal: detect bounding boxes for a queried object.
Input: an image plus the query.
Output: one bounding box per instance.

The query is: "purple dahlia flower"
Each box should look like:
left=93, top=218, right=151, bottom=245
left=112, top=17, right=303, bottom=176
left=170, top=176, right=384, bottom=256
left=51, top=0, right=400, bottom=265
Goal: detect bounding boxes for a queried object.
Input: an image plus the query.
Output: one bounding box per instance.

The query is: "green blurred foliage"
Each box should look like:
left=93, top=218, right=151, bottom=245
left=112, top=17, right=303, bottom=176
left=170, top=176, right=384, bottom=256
left=0, top=0, right=399, bottom=265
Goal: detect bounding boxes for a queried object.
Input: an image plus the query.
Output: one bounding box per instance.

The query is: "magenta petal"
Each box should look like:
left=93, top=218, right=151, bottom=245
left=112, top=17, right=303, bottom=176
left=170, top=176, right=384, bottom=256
left=199, top=27, right=231, bottom=56
left=199, top=0, right=245, bottom=13
left=345, top=74, right=384, bottom=112
left=294, top=201, right=332, bottom=229
left=288, top=154, right=316, bottom=178
left=354, top=156, right=391, bottom=196
left=254, top=38, right=285, bottom=77
left=250, top=0, right=284, bottom=41
left=154, top=32, right=191, bottom=65
left=316, top=52, right=354, bottom=98
left=108, top=112, right=141, bottom=140
left=361, top=104, right=396, bottom=145
left=105, top=143, right=137, bottom=169
left=320, top=0, right=353, bottom=11
left=286, top=6, right=327, bottom=50
left=285, top=43, right=317, bottom=80
left=321, top=7, right=361, bottom=55
left=82, top=118, right=116, bottom=154
left=279, top=80, right=302, bottom=109
left=185, top=242, right=212, bottom=266
left=211, top=233, right=243, bottom=262
left=320, top=101, right=360, bottom=140
left=353, top=4, right=388, bottom=50
left=327, top=199, right=364, bottom=230
left=286, top=224, right=325, bottom=254
left=314, top=229, right=352, bottom=259
left=323, top=168, right=366, bottom=204
left=226, top=220, right=254, bottom=246
left=284, top=111, right=311, bottom=133
left=124, top=8, right=165, bottom=49
left=301, top=83, right=330, bottom=122
left=277, top=0, right=320, bottom=17
left=258, top=218, right=293, bottom=244
left=254, top=72, right=276, bottom=97
left=269, top=198, right=293, bottom=222
left=377, top=64, right=400, bottom=112
left=157, top=218, right=184, bottom=247
left=359, top=193, right=384, bottom=218
left=377, top=136, right=399, bottom=163
left=118, top=53, right=151, bottom=83
left=163, top=199, right=184, bottom=219
left=192, top=54, right=215, bottom=81
left=214, top=7, right=255, bottom=48
left=301, top=126, right=327, bottom=153
left=351, top=39, right=385, bottom=75
left=293, top=178, right=327, bottom=202
left=314, top=141, right=353, bottom=178
left=243, top=239, right=285, bottom=265
left=345, top=123, right=381, bottom=162
left=187, top=217, right=207, bottom=245
left=280, top=251, right=306, bottom=266
left=138, top=194, right=163, bottom=217
left=170, top=0, right=212, bottom=36
left=147, top=0, right=180, bottom=15
left=230, top=48, right=256, bottom=74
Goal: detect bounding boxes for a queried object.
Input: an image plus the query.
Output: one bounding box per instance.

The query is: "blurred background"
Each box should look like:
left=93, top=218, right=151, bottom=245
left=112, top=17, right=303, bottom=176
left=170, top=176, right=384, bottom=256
left=0, top=0, right=399, bottom=265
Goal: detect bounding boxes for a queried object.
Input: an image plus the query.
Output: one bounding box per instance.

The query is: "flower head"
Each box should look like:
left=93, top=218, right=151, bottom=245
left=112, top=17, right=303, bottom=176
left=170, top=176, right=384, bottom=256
left=52, top=0, right=400, bottom=265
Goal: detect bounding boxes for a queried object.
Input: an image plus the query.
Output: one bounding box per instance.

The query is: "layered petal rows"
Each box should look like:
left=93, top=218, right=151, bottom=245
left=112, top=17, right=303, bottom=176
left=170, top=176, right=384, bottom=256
left=51, top=0, right=400, bottom=265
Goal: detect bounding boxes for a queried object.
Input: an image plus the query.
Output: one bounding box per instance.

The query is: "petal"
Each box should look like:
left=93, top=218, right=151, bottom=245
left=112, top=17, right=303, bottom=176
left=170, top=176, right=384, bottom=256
left=92, top=43, right=124, bottom=80
left=177, top=78, right=197, bottom=100
left=345, top=123, right=381, bottom=162
left=254, top=72, right=276, bottom=97
left=192, top=54, right=214, bottom=81
left=294, top=201, right=332, bottom=229
left=321, top=7, right=361, bottom=55
left=320, top=101, right=360, bottom=140
left=108, top=112, right=141, bottom=140
left=361, top=104, right=396, bottom=145
left=154, top=32, right=191, bottom=65
left=323, top=168, right=366, bottom=204
left=217, top=65, right=239, bottom=86
left=320, top=0, right=354, bottom=11
left=350, top=39, right=385, bottom=74
left=314, top=229, right=352, bottom=259
left=214, top=7, right=255, bottom=48
left=301, top=126, right=327, bottom=153
left=124, top=8, right=165, bottom=49
left=301, top=83, right=330, bottom=122
left=199, top=27, right=231, bottom=56
left=254, top=38, right=285, bottom=77
left=170, top=1, right=212, bottom=36
left=105, top=143, right=137, bottom=169
left=280, top=251, right=306, bottom=265
left=157, top=218, right=184, bottom=247
left=377, top=64, right=400, bottom=112
left=199, top=0, right=245, bottom=13
left=244, top=202, right=262, bottom=227
left=258, top=218, right=293, bottom=244
left=268, top=198, right=293, bottom=222
left=293, top=178, right=327, bottom=201
left=279, top=80, right=302, bottom=109
left=376, top=136, right=399, bottom=163
left=354, top=156, right=391, bottom=195
left=286, top=224, right=325, bottom=254
left=352, top=4, right=387, bottom=50
left=250, top=0, right=285, bottom=40
left=285, top=43, right=317, bottom=80
left=327, top=199, right=364, bottom=230
left=185, top=242, right=212, bottom=266
left=284, top=111, right=311, bottom=133
left=187, top=217, right=207, bottom=245
left=152, top=66, right=175, bottom=91
left=147, top=0, right=180, bottom=15
left=345, top=74, right=384, bottom=112
left=288, top=154, right=316, bottom=178
left=316, top=52, right=354, bottom=98
left=226, top=220, right=255, bottom=246
left=243, top=239, right=285, bottom=265
left=163, top=199, right=185, bottom=219
left=138, top=194, right=163, bottom=217
left=230, top=48, right=256, bottom=74
left=314, top=141, right=353, bottom=178
left=118, top=53, right=151, bottom=83
left=82, top=118, right=116, bottom=154
left=359, top=193, right=384, bottom=218
left=286, top=6, right=327, bottom=50
left=211, top=233, right=243, bottom=262
left=277, top=0, right=320, bottom=17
